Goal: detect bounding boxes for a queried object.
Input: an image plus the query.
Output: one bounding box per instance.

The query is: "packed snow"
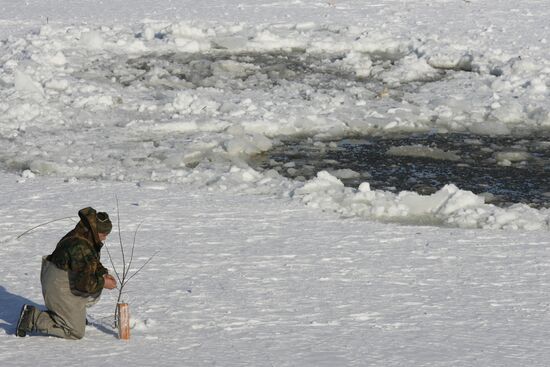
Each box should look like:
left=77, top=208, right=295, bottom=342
left=1, top=0, right=550, bottom=366
left=2, top=173, right=550, bottom=366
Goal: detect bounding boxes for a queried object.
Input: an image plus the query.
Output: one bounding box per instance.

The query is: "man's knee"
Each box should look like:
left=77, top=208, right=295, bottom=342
left=70, top=332, right=84, bottom=340
left=53, top=319, right=85, bottom=340
left=66, top=328, right=85, bottom=340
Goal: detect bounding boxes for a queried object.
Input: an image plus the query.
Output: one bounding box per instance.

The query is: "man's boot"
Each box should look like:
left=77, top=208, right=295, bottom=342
left=16, top=304, right=36, bottom=337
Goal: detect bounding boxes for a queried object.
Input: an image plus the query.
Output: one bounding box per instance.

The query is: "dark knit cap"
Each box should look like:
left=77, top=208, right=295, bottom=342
left=96, top=212, right=112, bottom=234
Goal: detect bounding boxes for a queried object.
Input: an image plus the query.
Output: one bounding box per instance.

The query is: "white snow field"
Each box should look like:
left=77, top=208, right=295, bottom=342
left=2, top=173, right=550, bottom=367
left=1, top=0, right=550, bottom=366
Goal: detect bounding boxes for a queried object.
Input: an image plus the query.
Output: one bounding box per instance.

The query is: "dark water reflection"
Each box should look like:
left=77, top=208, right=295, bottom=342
left=253, top=133, right=550, bottom=208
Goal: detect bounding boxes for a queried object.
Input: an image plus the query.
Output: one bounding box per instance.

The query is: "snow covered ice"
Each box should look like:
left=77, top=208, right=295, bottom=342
left=1, top=0, right=550, bottom=366
left=3, top=174, right=550, bottom=366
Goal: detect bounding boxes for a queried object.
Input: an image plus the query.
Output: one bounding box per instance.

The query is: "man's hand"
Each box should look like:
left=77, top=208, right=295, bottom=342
left=103, top=274, right=117, bottom=290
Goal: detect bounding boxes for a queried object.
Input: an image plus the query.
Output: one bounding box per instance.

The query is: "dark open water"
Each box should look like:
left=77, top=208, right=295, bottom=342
left=252, top=133, right=550, bottom=208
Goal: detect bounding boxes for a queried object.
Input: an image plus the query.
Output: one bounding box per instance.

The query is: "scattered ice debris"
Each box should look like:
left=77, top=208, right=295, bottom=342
left=0, top=18, right=548, bottom=230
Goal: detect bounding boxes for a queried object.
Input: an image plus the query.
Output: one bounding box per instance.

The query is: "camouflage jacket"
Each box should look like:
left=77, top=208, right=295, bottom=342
left=47, top=207, right=109, bottom=297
